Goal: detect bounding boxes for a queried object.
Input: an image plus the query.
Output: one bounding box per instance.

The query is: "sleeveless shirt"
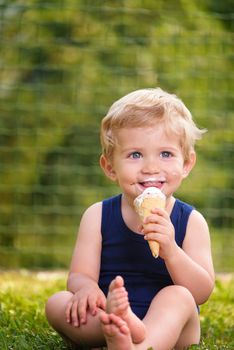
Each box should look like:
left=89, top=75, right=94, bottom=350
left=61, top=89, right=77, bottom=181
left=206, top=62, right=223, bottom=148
left=98, top=194, right=194, bottom=319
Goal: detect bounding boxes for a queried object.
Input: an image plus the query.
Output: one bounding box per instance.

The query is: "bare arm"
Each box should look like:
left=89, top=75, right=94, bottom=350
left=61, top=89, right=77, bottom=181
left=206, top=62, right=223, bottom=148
left=143, top=207, right=215, bottom=305
left=65, top=202, right=106, bottom=326
left=164, top=210, right=215, bottom=305
left=68, top=201, right=102, bottom=288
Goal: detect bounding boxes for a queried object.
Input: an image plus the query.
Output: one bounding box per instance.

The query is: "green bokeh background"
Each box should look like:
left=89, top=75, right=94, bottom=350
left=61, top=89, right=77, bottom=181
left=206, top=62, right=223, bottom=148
left=0, top=1, right=233, bottom=271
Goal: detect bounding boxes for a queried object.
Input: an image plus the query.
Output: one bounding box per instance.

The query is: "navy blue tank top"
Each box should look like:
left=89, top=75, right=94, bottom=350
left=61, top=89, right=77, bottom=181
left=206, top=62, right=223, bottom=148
left=98, top=194, right=193, bottom=319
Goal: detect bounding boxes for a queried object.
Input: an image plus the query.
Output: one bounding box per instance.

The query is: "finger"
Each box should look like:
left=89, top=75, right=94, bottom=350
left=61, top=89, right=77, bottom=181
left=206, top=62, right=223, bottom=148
left=143, top=223, right=164, bottom=234
left=65, top=301, right=72, bottom=323
left=71, top=300, right=79, bottom=327
left=77, top=298, right=88, bottom=325
left=143, top=216, right=158, bottom=226
left=147, top=208, right=169, bottom=221
left=144, top=233, right=159, bottom=241
left=88, top=294, right=97, bottom=316
left=97, top=295, right=106, bottom=310
left=151, top=207, right=167, bottom=215
left=144, top=214, right=164, bottom=225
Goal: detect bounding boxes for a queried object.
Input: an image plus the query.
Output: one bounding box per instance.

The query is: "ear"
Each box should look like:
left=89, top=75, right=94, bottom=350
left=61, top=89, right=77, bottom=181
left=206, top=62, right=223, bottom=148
left=182, top=151, right=196, bottom=179
left=100, top=154, right=117, bottom=182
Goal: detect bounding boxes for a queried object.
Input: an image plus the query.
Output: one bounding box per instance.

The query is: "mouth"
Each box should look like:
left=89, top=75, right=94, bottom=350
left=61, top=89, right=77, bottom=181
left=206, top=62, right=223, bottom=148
left=139, top=179, right=165, bottom=189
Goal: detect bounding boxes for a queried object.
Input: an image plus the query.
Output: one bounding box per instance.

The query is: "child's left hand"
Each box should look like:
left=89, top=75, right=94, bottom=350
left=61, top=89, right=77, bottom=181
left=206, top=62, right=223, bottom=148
left=141, top=208, right=178, bottom=260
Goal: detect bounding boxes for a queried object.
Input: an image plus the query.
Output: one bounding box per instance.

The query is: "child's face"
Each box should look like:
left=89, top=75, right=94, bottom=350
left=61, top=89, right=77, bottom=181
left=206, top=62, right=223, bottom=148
left=100, top=125, right=195, bottom=206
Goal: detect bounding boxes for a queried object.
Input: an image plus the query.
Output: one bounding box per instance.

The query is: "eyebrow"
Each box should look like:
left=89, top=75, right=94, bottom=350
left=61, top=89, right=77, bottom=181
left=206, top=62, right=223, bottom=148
left=118, top=144, right=144, bottom=151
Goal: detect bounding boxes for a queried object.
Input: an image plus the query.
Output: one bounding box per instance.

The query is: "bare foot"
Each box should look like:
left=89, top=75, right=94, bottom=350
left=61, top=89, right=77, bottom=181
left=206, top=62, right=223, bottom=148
left=106, top=276, right=146, bottom=344
left=100, top=312, right=133, bottom=350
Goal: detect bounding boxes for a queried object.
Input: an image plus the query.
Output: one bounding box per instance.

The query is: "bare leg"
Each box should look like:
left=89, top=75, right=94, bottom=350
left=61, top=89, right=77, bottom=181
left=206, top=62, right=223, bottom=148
left=106, top=276, right=146, bottom=344
left=45, top=291, right=106, bottom=348
left=45, top=285, right=199, bottom=350
left=100, top=312, right=134, bottom=350
left=134, top=285, right=200, bottom=350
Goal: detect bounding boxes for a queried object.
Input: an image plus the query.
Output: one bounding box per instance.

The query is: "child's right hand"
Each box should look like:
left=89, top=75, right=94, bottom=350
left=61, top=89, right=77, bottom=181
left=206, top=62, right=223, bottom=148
left=65, top=283, right=106, bottom=327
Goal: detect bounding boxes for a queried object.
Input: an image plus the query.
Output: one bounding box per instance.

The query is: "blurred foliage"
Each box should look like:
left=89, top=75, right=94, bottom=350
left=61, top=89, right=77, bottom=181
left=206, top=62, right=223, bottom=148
left=0, top=0, right=233, bottom=269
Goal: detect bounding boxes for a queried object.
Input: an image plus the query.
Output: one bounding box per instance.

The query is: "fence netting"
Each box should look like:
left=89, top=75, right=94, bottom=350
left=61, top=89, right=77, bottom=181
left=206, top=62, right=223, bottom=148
left=0, top=1, right=233, bottom=271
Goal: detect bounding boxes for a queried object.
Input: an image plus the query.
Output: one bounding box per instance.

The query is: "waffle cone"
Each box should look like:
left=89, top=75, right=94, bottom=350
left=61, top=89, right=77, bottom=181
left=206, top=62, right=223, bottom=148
left=134, top=193, right=166, bottom=258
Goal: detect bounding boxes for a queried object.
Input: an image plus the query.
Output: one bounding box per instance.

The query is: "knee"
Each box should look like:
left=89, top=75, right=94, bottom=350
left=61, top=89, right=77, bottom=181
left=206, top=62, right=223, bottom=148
left=170, top=285, right=196, bottom=309
left=159, top=285, right=196, bottom=308
left=45, top=291, right=72, bottom=326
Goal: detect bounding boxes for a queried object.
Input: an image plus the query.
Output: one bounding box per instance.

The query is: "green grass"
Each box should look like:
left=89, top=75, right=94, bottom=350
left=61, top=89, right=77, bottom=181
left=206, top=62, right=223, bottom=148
left=0, top=271, right=233, bottom=350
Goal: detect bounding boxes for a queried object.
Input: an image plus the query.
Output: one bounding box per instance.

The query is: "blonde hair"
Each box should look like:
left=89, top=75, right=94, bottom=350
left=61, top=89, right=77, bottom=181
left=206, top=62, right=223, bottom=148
left=100, top=88, right=206, bottom=162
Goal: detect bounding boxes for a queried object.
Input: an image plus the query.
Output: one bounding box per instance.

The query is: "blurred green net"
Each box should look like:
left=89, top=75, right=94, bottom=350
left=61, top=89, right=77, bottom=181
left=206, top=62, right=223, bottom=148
left=0, top=1, right=233, bottom=271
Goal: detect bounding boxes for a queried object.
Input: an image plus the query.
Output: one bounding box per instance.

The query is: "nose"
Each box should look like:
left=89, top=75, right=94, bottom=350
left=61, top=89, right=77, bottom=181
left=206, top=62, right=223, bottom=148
left=142, top=156, right=160, bottom=174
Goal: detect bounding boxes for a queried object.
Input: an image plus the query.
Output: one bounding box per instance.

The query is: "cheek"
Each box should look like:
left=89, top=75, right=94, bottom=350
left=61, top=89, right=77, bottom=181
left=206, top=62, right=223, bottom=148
left=115, top=165, right=132, bottom=181
left=170, top=171, right=182, bottom=178
left=169, top=167, right=185, bottom=179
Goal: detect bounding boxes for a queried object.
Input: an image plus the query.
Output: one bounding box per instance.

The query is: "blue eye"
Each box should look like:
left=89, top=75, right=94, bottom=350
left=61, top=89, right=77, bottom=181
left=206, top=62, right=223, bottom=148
left=130, top=151, right=142, bottom=159
left=161, top=151, right=172, bottom=158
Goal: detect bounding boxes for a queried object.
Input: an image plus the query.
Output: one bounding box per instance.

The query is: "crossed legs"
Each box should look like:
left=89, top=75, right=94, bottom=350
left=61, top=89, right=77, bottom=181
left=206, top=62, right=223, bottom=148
left=45, top=277, right=200, bottom=350
left=100, top=276, right=200, bottom=350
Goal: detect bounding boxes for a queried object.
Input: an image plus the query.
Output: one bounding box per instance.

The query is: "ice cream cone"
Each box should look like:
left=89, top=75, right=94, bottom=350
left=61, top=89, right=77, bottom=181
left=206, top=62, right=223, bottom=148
left=134, top=187, right=166, bottom=258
